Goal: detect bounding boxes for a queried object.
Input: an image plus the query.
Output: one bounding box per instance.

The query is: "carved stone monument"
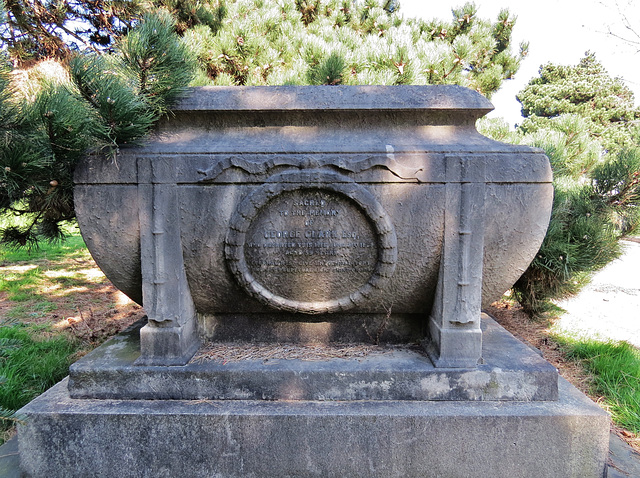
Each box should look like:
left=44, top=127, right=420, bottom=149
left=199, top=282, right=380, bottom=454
left=17, top=86, right=610, bottom=477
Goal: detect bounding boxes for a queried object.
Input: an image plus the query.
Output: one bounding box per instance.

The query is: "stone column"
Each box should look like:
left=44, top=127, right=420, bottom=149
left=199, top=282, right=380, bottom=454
left=136, top=156, right=199, bottom=365
left=425, top=155, right=485, bottom=367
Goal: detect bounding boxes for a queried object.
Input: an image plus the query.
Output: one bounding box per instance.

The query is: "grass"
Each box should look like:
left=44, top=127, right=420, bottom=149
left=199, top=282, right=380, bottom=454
left=0, top=224, right=139, bottom=444
left=0, top=226, right=109, bottom=321
left=0, top=323, right=80, bottom=444
left=0, top=227, right=88, bottom=263
left=0, top=229, right=89, bottom=443
left=0, top=224, right=91, bottom=309
left=0, top=321, right=79, bottom=410
left=0, top=314, right=83, bottom=443
left=557, top=336, right=640, bottom=433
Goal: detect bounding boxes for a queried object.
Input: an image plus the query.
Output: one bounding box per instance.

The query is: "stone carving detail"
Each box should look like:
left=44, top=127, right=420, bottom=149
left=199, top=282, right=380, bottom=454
left=197, top=153, right=422, bottom=182
left=225, top=170, right=397, bottom=314
left=73, top=85, right=554, bottom=368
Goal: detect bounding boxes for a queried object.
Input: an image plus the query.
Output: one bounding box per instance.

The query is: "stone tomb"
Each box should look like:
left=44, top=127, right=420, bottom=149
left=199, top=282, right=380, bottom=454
left=18, top=86, right=609, bottom=477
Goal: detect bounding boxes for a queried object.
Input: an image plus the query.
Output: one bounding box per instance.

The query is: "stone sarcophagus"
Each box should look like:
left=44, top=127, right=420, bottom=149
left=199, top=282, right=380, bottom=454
left=74, top=85, right=553, bottom=368
left=20, top=86, right=612, bottom=478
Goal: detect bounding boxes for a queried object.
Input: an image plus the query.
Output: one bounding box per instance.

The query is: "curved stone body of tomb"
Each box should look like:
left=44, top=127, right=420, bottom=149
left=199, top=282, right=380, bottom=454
left=74, top=85, right=552, bottom=367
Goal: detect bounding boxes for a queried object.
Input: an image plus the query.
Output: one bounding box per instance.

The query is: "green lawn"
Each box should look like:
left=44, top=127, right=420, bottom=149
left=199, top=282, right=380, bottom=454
left=0, top=227, right=91, bottom=443
left=557, top=336, right=640, bottom=433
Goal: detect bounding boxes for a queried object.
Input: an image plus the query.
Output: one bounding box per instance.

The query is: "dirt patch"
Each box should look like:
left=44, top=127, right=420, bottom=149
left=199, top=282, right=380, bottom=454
left=0, top=253, right=144, bottom=347
left=193, top=342, right=417, bottom=363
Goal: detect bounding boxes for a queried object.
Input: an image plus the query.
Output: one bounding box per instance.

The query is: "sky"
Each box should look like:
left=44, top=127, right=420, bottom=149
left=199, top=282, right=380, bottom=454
left=399, top=0, right=640, bottom=127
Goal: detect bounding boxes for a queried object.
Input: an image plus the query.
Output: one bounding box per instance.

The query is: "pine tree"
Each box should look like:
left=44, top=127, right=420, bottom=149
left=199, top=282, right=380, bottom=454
left=0, top=10, right=195, bottom=246
left=185, top=0, right=527, bottom=98
left=118, top=10, right=197, bottom=115
left=0, top=0, right=143, bottom=64
left=505, top=54, right=640, bottom=315
left=517, top=52, right=640, bottom=153
left=481, top=52, right=640, bottom=316
left=479, top=116, right=640, bottom=317
left=0, top=0, right=225, bottom=66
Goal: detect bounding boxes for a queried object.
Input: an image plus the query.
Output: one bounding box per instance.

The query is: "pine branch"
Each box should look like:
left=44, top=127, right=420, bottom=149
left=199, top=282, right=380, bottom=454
left=54, top=23, right=102, bottom=55
left=118, top=10, right=196, bottom=114
left=0, top=407, right=25, bottom=425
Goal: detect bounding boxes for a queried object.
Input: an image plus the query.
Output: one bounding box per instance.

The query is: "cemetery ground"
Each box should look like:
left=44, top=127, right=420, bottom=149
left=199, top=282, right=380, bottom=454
left=0, top=226, right=144, bottom=444
left=1, top=230, right=639, bottom=458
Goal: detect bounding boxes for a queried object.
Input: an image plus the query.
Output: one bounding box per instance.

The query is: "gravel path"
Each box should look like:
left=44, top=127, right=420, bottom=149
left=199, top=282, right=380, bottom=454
left=554, top=239, right=640, bottom=347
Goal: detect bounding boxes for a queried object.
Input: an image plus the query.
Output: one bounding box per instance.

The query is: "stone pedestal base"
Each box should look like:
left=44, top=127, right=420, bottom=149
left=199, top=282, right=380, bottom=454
left=17, top=317, right=609, bottom=477
left=18, top=376, right=608, bottom=478
left=67, top=317, right=559, bottom=402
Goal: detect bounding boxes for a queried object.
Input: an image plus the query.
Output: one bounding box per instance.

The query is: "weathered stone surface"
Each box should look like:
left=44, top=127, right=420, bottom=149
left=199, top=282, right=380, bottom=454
left=68, top=316, right=558, bottom=401
left=224, top=171, right=398, bottom=314
left=17, top=86, right=607, bottom=478
left=0, top=436, right=20, bottom=478
left=75, top=97, right=553, bottom=316
left=74, top=85, right=553, bottom=367
left=18, top=377, right=608, bottom=478
left=172, top=84, right=495, bottom=112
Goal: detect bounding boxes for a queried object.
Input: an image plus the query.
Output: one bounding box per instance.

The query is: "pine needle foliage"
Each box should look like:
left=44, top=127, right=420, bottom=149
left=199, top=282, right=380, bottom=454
left=154, top=0, right=227, bottom=35
left=506, top=56, right=640, bottom=316
left=118, top=10, right=196, bottom=115
left=69, top=55, right=155, bottom=147
left=0, top=0, right=146, bottom=65
left=0, top=11, right=197, bottom=246
left=1, top=63, right=97, bottom=246
left=512, top=175, right=621, bottom=316
left=480, top=111, right=640, bottom=317
left=592, top=148, right=640, bottom=236
left=518, top=53, right=640, bottom=154
left=307, top=52, right=347, bottom=85
left=0, top=406, right=23, bottom=430
left=187, top=0, right=525, bottom=95
left=0, top=0, right=226, bottom=67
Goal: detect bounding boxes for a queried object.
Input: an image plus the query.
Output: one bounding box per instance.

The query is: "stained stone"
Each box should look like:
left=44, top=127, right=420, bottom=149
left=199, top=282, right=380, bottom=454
left=18, top=376, right=609, bottom=478
left=16, top=86, right=610, bottom=478
left=66, top=316, right=559, bottom=402
left=73, top=85, right=554, bottom=367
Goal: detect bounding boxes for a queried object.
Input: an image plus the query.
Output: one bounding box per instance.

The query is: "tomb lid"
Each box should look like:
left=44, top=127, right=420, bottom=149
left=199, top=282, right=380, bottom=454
left=173, top=85, right=494, bottom=115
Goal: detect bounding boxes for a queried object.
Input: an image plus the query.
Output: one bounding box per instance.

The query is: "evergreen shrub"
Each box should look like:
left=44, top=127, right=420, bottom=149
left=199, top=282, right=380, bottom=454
left=480, top=112, right=640, bottom=317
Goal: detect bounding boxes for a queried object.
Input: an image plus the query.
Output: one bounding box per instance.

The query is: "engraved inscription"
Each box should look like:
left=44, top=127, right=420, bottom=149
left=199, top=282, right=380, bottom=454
left=224, top=170, right=397, bottom=314
left=244, top=190, right=378, bottom=302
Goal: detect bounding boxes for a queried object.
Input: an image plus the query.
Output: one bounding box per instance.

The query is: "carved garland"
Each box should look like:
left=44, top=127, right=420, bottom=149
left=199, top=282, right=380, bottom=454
left=224, top=170, right=398, bottom=314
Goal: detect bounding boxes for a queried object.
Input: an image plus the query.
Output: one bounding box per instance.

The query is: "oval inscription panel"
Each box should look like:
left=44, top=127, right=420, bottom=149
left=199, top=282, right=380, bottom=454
left=225, top=172, right=397, bottom=314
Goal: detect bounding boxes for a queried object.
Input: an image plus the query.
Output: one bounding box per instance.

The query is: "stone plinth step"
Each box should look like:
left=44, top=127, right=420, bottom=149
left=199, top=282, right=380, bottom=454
left=18, top=376, right=608, bottom=478
left=68, top=316, right=558, bottom=401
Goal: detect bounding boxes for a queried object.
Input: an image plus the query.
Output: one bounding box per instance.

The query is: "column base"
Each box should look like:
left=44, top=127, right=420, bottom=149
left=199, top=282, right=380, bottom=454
left=137, top=318, right=199, bottom=366
left=425, top=319, right=482, bottom=367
